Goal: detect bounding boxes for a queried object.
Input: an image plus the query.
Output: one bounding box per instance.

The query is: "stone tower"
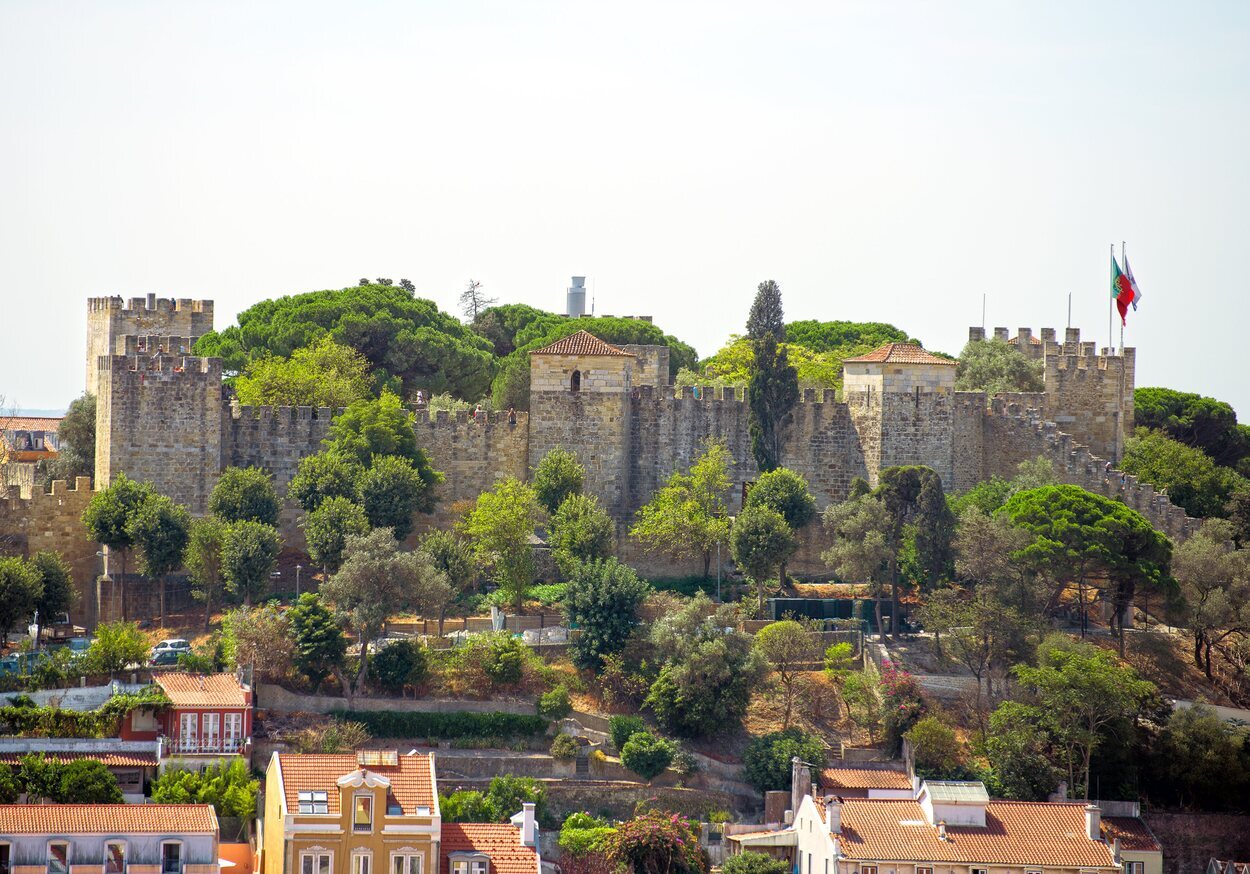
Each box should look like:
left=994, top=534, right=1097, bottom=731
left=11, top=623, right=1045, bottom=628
left=86, top=295, right=214, bottom=391
left=527, top=331, right=639, bottom=518
left=843, top=343, right=959, bottom=486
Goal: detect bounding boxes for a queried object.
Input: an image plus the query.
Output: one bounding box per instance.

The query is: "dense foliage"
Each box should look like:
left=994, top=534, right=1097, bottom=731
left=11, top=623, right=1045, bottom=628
left=954, top=337, right=1045, bottom=394
left=742, top=728, right=826, bottom=792
left=332, top=709, right=548, bottom=739
left=563, top=558, right=652, bottom=670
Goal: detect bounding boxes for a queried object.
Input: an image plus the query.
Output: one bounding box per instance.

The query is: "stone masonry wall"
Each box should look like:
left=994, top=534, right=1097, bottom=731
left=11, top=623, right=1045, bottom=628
left=86, top=295, right=213, bottom=392
left=95, top=354, right=223, bottom=515
left=412, top=408, right=530, bottom=530
left=0, top=478, right=99, bottom=626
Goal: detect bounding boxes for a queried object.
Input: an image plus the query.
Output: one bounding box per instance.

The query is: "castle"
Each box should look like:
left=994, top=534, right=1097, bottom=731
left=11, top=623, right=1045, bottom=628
left=0, top=295, right=1198, bottom=624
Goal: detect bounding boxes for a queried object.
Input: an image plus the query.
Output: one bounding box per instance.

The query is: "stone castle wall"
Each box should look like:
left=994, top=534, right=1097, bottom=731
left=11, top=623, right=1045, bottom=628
left=414, top=408, right=531, bottom=526
left=86, top=295, right=213, bottom=392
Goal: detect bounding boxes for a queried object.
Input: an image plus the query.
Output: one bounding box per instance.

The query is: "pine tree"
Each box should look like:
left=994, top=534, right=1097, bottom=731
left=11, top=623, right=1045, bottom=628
left=747, top=280, right=785, bottom=341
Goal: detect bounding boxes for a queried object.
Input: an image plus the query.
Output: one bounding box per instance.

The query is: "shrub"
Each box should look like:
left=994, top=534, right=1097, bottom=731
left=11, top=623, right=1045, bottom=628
left=559, top=812, right=616, bottom=857
left=150, top=759, right=258, bottom=818
left=538, top=685, right=572, bottom=720
left=671, top=749, right=700, bottom=776
left=609, top=714, right=647, bottom=752
left=722, top=853, right=790, bottom=874
left=904, top=716, right=965, bottom=779
left=370, top=639, right=429, bottom=693
left=608, top=810, right=708, bottom=874
left=54, top=758, right=122, bottom=803
left=743, top=728, right=826, bottom=793
left=598, top=654, right=649, bottom=710
left=484, top=635, right=525, bottom=685
left=0, top=764, right=17, bottom=803
left=290, top=720, right=371, bottom=754
left=550, top=733, right=580, bottom=760
left=620, top=731, right=676, bottom=781
left=329, top=709, right=548, bottom=740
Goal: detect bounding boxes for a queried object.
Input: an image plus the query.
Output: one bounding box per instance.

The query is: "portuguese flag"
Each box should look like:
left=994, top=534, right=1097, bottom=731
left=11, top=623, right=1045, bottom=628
left=1111, top=253, right=1135, bottom=325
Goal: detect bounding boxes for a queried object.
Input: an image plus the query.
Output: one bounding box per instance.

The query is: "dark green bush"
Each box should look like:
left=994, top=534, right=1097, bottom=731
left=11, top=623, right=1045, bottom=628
left=329, top=709, right=548, bottom=740
left=537, top=685, right=572, bottom=720
left=609, top=714, right=647, bottom=752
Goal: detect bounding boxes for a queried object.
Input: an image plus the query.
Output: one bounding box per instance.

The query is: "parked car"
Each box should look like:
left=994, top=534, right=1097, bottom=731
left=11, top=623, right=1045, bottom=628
left=151, top=638, right=191, bottom=657
left=150, top=649, right=183, bottom=667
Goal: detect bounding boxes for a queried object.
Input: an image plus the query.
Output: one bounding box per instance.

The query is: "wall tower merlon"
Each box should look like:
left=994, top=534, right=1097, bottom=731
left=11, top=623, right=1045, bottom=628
left=993, top=327, right=1009, bottom=341
left=1017, top=327, right=1032, bottom=344
left=968, top=327, right=986, bottom=342
left=1041, top=328, right=1056, bottom=343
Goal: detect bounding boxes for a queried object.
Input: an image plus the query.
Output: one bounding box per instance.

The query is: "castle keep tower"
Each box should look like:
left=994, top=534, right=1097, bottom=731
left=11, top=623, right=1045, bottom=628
left=527, top=331, right=638, bottom=518
left=843, top=343, right=958, bottom=487
left=86, top=295, right=213, bottom=391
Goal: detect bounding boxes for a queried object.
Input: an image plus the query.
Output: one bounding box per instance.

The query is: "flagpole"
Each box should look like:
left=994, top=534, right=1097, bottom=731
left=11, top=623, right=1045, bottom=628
left=1120, top=241, right=1126, bottom=353
left=1108, top=243, right=1114, bottom=354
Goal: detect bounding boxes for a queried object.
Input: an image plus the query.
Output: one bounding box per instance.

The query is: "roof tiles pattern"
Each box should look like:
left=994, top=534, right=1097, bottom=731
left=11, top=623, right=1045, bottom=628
left=154, top=672, right=249, bottom=708
left=1102, top=816, right=1162, bottom=853
left=276, top=752, right=435, bottom=816
left=441, top=823, right=538, bottom=874
left=843, top=343, right=956, bottom=366
left=0, top=751, right=157, bottom=767
left=0, top=804, right=217, bottom=834
left=836, top=799, right=1116, bottom=867
left=819, top=766, right=912, bottom=791
left=529, top=330, right=631, bottom=357
left=0, top=416, right=63, bottom=432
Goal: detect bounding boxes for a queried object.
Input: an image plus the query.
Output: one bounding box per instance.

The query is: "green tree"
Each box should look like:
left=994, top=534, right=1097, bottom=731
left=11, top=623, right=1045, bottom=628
left=129, top=494, right=191, bottom=627
left=1135, top=386, right=1249, bottom=469
left=82, top=472, right=154, bottom=620
left=742, top=728, right=826, bottom=793
left=609, top=715, right=648, bottom=752
left=752, top=620, right=817, bottom=728
left=209, top=467, right=280, bottom=526
left=303, top=496, right=370, bottom=574
left=18, top=753, right=62, bottom=802
left=222, top=603, right=293, bottom=682
left=746, top=467, right=817, bottom=588
left=549, top=494, right=615, bottom=574
left=234, top=336, right=372, bottom=408
left=463, top=478, right=543, bottom=612
left=185, top=517, right=228, bottom=629
left=327, top=390, right=426, bottom=470
left=1010, top=635, right=1156, bottom=798
left=619, top=731, right=676, bottom=782
left=472, top=303, right=552, bottom=357
left=533, top=448, right=585, bottom=514
left=53, top=758, right=122, bottom=803
left=1172, top=518, right=1250, bottom=678
left=841, top=672, right=882, bottom=741
left=904, top=716, right=965, bottom=779
left=1121, top=428, right=1246, bottom=518
left=320, top=528, right=451, bottom=691
left=1228, top=487, right=1250, bottom=547
left=823, top=641, right=855, bottom=717
left=874, top=466, right=956, bottom=631
left=359, top=455, right=434, bottom=540
left=721, top=854, right=790, bottom=874
left=607, top=810, right=708, bottom=874
left=150, top=759, right=259, bottom=818
left=40, top=392, right=95, bottom=483
left=29, top=551, right=74, bottom=641
left=287, top=451, right=364, bottom=512
left=370, top=639, right=429, bottom=694
left=288, top=593, right=347, bottom=691
left=747, top=290, right=800, bottom=475
left=418, top=530, right=477, bottom=634
left=954, top=337, right=1044, bottom=393
left=0, top=761, right=18, bottom=803
left=0, top=556, right=41, bottom=646
left=731, top=505, right=797, bottom=613
left=221, top=520, right=281, bottom=605
left=193, top=283, right=495, bottom=401
left=563, top=558, right=652, bottom=670
left=984, top=700, right=1063, bottom=800
left=822, top=494, right=893, bottom=634
left=84, top=621, right=149, bottom=676
left=1148, top=704, right=1248, bottom=810
left=630, top=440, right=732, bottom=579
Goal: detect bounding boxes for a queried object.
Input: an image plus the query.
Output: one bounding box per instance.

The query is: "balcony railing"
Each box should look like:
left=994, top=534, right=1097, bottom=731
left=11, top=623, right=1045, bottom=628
left=164, top=736, right=248, bottom=755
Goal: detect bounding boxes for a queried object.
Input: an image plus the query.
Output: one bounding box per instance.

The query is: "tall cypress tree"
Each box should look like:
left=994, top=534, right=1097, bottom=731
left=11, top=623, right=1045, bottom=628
left=747, top=281, right=799, bottom=472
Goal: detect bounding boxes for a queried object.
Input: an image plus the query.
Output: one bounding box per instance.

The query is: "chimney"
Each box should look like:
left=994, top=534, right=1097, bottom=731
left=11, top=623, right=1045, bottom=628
left=790, top=757, right=812, bottom=821
left=937, top=820, right=947, bottom=841
left=1085, top=804, right=1100, bottom=841
left=519, top=802, right=537, bottom=847
left=825, top=797, right=841, bottom=835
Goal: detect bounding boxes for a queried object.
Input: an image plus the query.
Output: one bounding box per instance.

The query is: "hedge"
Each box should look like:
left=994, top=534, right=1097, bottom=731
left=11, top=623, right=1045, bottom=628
left=328, top=709, right=548, bottom=740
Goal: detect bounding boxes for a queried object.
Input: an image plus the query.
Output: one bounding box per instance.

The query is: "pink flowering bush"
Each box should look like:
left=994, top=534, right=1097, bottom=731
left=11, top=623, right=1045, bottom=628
left=879, top=660, right=925, bottom=752
left=607, top=809, right=709, bottom=874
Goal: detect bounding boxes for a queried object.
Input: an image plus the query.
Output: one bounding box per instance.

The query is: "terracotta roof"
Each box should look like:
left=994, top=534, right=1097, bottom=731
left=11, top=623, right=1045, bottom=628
left=154, top=672, right=249, bottom=708
left=0, top=751, right=158, bottom=767
left=835, top=799, right=1116, bottom=867
left=276, top=752, right=436, bottom=816
left=820, top=766, right=912, bottom=791
left=843, top=343, right=956, bottom=366
left=441, top=823, right=539, bottom=874
left=1103, top=816, right=1162, bottom=853
left=0, top=416, right=62, bottom=432
left=529, top=330, right=631, bottom=357
left=0, top=803, right=217, bottom=834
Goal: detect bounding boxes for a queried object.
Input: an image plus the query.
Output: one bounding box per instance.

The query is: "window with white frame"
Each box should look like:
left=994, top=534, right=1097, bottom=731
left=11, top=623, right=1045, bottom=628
left=161, top=842, right=182, bottom=874
left=917, top=868, right=933, bottom=874
left=202, top=713, right=221, bottom=751
left=298, top=790, right=329, bottom=814
left=392, top=854, right=423, bottom=874
left=224, top=712, right=243, bottom=750
left=352, top=854, right=372, bottom=874
left=47, top=843, right=69, bottom=874
left=860, top=867, right=877, bottom=874
left=353, top=794, right=374, bottom=832
left=105, top=842, right=126, bottom=874
left=178, top=713, right=198, bottom=752
left=451, top=857, right=489, bottom=874
left=301, top=853, right=331, bottom=874
left=1125, top=865, right=1145, bottom=874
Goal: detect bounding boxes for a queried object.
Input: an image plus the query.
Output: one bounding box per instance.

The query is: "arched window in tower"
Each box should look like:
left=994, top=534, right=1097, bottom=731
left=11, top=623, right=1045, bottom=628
left=570, top=370, right=582, bottom=392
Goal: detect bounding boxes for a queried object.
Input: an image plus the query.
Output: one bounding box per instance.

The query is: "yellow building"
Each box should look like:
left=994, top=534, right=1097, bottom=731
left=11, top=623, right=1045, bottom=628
left=260, top=751, right=540, bottom=874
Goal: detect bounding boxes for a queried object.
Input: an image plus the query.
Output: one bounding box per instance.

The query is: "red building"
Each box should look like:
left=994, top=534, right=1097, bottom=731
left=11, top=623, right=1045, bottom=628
left=121, top=672, right=253, bottom=768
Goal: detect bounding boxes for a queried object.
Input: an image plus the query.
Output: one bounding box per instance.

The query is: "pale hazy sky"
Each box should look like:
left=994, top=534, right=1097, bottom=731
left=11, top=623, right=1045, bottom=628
left=2, top=1, right=1248, bottom=416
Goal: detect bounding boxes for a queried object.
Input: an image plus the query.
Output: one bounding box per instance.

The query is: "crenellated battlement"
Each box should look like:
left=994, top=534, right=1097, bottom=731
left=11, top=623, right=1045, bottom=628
left=97, top=353, right=221, bottom=379
left=87, top=295, right=214, bottom=317
left=1, top=476, right=95, bottom=507
left=413, top=408, right=530, bottom=428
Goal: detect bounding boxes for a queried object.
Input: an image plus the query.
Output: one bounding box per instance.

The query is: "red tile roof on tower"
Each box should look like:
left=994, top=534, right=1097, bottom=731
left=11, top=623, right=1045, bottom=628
left=0, top=803, right=217, bottom=834
left=836, top=799, right=1116, bottom=867
left=843, top=343, right=957, bottom=366
left=1009, top=334, right=1043, bottom=345
left=441, top=823, right=539, bottom=874
left=529, top=330, right=632, bottom=357
left=275, top=752, right=436, bottom=816
left=819, top=765, right=912, bottom=791
left=1102, top=816, right=1162, bottom=852
left=154, top=672, right=249, bottom=708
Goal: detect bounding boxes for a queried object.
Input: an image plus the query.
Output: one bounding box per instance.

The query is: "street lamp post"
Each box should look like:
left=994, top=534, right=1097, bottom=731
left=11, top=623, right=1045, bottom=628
left=295, top=564, right=302, bottom=599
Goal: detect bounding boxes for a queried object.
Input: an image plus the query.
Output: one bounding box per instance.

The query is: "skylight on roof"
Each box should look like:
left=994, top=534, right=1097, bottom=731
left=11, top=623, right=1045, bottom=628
left=297, top=790, right=329, bottom=814
left=925, top=781, right=990, bottom=803
left=357, top=750, right=398, bottom=767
